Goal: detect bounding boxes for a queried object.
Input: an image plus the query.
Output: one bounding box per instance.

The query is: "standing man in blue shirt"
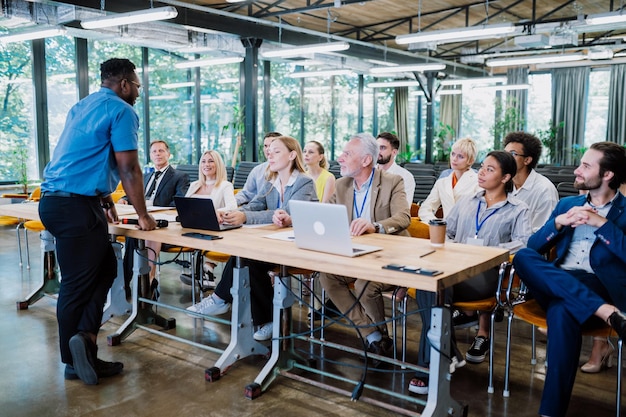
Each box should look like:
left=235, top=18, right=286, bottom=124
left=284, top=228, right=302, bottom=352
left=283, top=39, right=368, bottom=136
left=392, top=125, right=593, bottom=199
left=39, top=58, right=157, bottom=385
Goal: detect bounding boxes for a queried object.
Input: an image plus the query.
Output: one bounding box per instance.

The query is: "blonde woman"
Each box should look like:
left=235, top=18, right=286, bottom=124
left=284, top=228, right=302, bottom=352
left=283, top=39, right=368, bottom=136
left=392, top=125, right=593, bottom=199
left=187, top=136, right=317, bottom=341
left=418, top=137, right=481, bottom=223
left=179, top=150, right=237, bottom=289
left=303, top=140, right=336, bottom=203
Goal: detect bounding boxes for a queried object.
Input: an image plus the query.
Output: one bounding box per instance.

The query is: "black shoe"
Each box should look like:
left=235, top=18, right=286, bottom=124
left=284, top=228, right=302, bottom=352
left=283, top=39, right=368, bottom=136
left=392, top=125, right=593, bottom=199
left=452, top=310, right=478, bottom=329
left=608, top=311, right=626, bottom=340
left=179, top=273, right=192, bottom=285
left=150, top=279, right=160, bottom=301
left=68, top=332, right=98, bottom=385
left=65, top=359, right=124, bottom=380
left=465, top=336, right=489, bottom=364
left=367, top=336, right=393, bottom=368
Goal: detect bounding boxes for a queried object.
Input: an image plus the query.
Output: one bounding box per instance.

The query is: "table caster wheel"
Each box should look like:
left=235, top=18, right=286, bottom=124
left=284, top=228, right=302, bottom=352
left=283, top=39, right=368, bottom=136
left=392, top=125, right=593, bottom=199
left=16, top=301, right=29, bottom=310
left=107, top=333, right=121, bottom=346
left=244, top=382, right=261, bottom=399
left=205, top=366, right=220, bottom=382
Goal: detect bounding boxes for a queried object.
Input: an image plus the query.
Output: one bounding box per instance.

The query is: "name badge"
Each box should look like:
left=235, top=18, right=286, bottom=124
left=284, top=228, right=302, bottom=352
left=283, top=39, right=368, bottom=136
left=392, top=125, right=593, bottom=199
left=466, top=236, right=484, bottom=246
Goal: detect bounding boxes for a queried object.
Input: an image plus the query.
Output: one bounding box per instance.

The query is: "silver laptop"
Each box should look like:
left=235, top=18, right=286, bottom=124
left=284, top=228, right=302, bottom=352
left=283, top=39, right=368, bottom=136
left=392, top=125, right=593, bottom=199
left=174, top=196, right=241, bottom=231
left=290, top=200, right=382, bottom=257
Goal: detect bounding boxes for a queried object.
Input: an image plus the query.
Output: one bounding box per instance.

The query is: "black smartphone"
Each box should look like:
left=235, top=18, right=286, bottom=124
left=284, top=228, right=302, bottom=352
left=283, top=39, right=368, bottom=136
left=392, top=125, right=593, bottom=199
left=182, top=232, right=223, bottom=240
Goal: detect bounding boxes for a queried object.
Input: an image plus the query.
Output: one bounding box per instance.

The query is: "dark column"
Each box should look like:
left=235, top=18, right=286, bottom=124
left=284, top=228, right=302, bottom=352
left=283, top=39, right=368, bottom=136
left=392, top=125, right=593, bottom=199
left=424, top=72, right=437, bottom=164
left=357, top=74, right=364, bottom=134
left=75, top=38, right=89, bottom=100
left=240, top=38, right=262, bottom=162
left=263, top=60, right=271, bottom=135
left=32, top=39, right=49, bottom=176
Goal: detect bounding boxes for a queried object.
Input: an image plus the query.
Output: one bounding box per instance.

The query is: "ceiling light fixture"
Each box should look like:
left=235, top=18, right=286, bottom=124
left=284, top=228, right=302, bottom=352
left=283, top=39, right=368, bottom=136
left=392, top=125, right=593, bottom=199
left=80, top=6, right=178, bottom=29
left=396, top=23, right=517, bottom=45
left=486, top=53, right=585, bottom=67
left=369, top=63, right=446, bottom=74
left=288, top=69, right=353, bottom=78
left=438, top=89, right=462, bottom=95
left=162, top=82, right=196, bottom=89
left=262, top=42, right=350, bottom=58
left=175, top=56, right=244, bottom=69
left=0, top=26, right=66, bottom=43
left=585, top=11, right=626, bottom=26
left=440, top=76, right=507, bottom=86
left=368, top=80, right=420, bottom=88
left=474, top=84, right=530, bottom=91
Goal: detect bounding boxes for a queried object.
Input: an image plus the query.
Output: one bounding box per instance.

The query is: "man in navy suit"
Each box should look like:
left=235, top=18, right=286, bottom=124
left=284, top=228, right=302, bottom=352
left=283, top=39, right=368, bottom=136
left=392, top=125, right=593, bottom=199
left=513, top=141, right=626, bottom=417
left=121, top=140, right=189, bottom=296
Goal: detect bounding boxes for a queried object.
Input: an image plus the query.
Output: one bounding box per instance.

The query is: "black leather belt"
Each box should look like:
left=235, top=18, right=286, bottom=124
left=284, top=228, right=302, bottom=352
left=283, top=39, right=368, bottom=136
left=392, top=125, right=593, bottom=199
left=42, top=191, right=97, bottom=199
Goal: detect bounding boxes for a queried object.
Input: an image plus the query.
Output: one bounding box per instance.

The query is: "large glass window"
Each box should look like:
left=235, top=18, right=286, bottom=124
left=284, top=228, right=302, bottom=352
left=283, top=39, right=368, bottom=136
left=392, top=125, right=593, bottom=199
left=460, top=86, right=496, bottom=157
left=0, top=41, right=35, bottom=187
left=584, top=69, right=610, bottom=148
left=527, top=73, right=553, bottom=163
left=46, top=36, right=77, bottom=153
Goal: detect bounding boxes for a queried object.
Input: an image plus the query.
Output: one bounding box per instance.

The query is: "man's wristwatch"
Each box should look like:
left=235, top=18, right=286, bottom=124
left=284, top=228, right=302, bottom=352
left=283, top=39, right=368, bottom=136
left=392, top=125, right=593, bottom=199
left=101, top=201, right=115, bottom=209
left=373, top=222, right=383, bottom=233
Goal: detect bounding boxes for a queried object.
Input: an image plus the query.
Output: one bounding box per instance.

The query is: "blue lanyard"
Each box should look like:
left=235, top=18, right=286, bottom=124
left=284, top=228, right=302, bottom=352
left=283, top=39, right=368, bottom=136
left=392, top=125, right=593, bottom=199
left=475, top=200, right=501, bottom=237
left=353, top=169, right=375, bottom=219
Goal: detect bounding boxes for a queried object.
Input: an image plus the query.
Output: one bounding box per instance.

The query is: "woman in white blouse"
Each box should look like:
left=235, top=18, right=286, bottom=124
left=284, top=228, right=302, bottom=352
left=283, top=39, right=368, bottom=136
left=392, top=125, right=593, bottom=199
left=418, top=137, right=481, bottom=223
left=180, top=150, right=237, bottom=287
left=185, top=150, right=237, bottom=209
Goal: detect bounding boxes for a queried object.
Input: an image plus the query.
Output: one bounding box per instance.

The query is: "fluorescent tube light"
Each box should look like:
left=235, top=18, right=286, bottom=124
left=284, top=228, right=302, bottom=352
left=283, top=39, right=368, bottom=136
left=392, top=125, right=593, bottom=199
left=81, top=6, right=178, bottom=29
left=474, top=84, right=530, bottom=91
left=262, top=42, right=350, bottom=58
left=162, top=82, right=196, bottom=89
left=396, top=23, right=517, bottom=45
left=175, top=56, right=244, bottom=69
left=368, top=81, right=420, bottom=88
left=0, top=26, right=66, bottom=44
left=486, top=53, right=585, bottom=67
left=369, top=63, right=445, bottom=74
left=585, top=11, right=626, bottom=26
left=438, top=89, right=462, bottom=95
left=440, top=76, right=507, bottom=86
left=288, top=69, right=353, bottom=78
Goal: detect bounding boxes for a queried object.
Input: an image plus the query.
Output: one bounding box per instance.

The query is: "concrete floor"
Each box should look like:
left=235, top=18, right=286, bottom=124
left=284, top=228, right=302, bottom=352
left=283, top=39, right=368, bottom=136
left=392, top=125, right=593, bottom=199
left=0, top=224, right=621, bottom=417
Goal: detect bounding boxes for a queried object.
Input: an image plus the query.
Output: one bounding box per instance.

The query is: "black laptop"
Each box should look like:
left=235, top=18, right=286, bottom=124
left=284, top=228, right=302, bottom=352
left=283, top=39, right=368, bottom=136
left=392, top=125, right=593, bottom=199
left=174, top=196, right=241, bottom=231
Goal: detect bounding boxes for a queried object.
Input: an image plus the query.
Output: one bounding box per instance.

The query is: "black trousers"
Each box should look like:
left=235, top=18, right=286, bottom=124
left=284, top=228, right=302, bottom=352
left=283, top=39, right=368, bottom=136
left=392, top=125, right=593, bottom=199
left=39, top=195, right=117, bottom=364
left=214, top=257, right=274, bottom=326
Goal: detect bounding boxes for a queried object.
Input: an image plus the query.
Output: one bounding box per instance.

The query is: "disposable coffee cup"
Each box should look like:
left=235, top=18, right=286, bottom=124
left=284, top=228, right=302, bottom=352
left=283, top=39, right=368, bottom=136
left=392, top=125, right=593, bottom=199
left=428, top=219, right=446, bottom=247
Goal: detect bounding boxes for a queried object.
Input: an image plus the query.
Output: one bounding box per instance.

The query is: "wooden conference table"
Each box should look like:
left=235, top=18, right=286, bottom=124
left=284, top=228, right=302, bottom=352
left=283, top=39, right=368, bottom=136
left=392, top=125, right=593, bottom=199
left=1, top=201, right=508, bottom=417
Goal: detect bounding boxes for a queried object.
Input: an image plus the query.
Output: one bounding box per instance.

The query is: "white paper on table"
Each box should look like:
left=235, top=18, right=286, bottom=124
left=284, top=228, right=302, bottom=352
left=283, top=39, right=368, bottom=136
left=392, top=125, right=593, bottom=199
left=264, top=230, right=295, bottom=242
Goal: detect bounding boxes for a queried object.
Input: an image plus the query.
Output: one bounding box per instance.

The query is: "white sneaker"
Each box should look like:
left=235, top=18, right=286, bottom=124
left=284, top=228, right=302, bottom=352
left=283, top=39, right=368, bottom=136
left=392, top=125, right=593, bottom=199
left=253, top=322, right=273, bottom=341
left=449, top=355, right=467, bottom=373
left=186, top=294, right=230, bottom=316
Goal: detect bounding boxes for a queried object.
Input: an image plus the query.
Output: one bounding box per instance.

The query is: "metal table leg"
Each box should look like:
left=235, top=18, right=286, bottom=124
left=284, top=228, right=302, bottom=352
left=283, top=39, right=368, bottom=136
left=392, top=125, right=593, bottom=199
left=107, top=239, right=175, bottom=345
left=205, top=257, right=269, bottom=382
left=421, top=307, right=468, bottom=417
left=16, top=230, right=60, bottom=310
left=101, top=239, right=132, bottom=323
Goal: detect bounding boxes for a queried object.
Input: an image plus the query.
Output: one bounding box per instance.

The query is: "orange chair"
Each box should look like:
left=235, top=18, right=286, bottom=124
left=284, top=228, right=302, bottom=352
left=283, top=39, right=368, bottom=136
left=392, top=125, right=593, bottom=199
left=498, top=264, right=622, bottom=410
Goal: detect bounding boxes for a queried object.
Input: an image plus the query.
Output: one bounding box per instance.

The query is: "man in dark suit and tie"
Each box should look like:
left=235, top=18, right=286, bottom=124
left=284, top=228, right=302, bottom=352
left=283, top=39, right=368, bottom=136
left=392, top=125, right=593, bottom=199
left=121, top=140, right=189, bottom=297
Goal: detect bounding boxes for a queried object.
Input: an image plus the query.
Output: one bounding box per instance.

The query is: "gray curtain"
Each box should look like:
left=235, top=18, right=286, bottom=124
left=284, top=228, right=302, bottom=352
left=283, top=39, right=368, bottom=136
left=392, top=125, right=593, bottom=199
left=394, top=86, right=409, bottom=152
left=440, top=89, right=461, bottom=140
left=607, top=64, right=626, bottom=145
left=551, top=67, right=589, bottom=165
left=506, top=67, right=528, bottom=131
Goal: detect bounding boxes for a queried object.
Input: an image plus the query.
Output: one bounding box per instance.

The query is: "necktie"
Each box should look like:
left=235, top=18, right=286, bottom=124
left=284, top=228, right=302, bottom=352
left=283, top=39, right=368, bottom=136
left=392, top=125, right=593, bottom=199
left=145, top=171, right=162, bottom=198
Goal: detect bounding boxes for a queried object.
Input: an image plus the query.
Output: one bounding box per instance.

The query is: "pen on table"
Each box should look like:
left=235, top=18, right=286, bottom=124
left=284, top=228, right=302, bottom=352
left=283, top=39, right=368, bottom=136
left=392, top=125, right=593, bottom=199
left=419, top=250, right=436, bottom=258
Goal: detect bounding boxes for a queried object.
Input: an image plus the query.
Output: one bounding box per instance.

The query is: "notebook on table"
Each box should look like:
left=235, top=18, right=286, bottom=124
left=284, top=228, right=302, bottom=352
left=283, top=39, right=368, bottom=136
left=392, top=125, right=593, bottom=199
left=289, top=200, right=382, bottom=257
left=174, top=196, right=241, bottom=232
